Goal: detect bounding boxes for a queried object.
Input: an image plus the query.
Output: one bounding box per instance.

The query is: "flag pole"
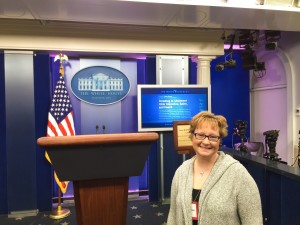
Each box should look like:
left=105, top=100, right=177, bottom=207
left=48, top=52, right=71, bottom=220
left=49, top=187, right=71, bottom=219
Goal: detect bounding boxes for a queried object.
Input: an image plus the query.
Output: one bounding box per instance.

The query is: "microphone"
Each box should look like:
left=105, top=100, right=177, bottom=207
left=96, top=125, right=99, bottom=134
left=102, top=125, right=106, bottom=134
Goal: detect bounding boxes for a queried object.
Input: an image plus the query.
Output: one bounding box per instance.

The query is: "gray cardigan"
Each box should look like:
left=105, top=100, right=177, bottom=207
left=167, top=151, right=263, bottom=225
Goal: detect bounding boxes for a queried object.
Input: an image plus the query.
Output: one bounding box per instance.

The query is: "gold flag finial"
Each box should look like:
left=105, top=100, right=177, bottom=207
left=54, top=52, right=69, bottom=77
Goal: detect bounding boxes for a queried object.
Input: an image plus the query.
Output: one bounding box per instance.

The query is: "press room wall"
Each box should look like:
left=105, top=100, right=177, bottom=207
left=0, top=52, right=249, bottom=213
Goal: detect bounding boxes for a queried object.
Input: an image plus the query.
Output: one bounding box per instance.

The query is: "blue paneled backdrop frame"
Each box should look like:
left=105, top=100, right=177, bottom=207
left=0, top=51, right=8, bottom=214
left=34, top=53, right=53, bottom=211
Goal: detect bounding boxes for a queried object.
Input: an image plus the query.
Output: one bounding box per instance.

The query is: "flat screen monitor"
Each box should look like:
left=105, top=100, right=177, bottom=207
left=137, top=85, right=211, bottom=132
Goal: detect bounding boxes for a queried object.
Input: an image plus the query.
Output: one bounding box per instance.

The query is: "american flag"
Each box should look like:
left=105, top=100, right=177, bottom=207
left=46, top=75, right=75, bottom=193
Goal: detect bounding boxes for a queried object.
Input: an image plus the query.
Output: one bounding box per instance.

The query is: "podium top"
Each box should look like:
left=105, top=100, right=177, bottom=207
left=37, top=132, right=159, bottom=147
left=37, top=132, right=159, bottom=180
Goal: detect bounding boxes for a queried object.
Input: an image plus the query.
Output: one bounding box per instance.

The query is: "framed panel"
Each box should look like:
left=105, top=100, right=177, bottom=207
left=173, top=120, right=193, bottom=154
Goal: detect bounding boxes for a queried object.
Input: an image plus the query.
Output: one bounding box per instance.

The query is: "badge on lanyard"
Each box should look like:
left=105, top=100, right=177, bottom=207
left=192, top=201, right=198, bottom=220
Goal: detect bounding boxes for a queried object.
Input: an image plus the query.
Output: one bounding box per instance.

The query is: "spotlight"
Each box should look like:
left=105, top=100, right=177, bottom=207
left=215, top=58, right=237, bottom=71
left=255, top=62, right=265, bottom=70
left=265, top=30, right=281, bottom=42
left=224, top=59, right=237, bottom=68
left=238, top=30, right=258, bottom=48
left=264, top=30, right=280, bottom=51
left=215, top=63, right=225, bottom=71
left=265, top=42, right=277, bottom=50
left=253, top=62, right=266, bottom=78
left=241, top=49, right=257, bottom=69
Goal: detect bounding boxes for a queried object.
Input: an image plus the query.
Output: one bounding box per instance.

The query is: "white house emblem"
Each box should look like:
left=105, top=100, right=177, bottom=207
left=71, top=66, right=130, bottom=105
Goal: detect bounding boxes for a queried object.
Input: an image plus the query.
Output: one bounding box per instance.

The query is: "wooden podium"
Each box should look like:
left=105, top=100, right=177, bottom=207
left=37, top=132, right=159, bottom=225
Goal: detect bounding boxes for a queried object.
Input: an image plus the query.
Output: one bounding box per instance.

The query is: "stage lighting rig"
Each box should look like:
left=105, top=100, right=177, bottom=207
left=265, top=30, right=281, bottom=42
left=240, top=44, right=266, bottom=78
left=215, top=57, right=236, bottom=71
left=265, top=30, right=281, bottom=50
left=255, top=62, right=265, bottom=70
left=241, top=47, right=257, bottom=69
left=253, top=62, right=266, bottom=78
left=265, top=42, right=277, bottom=50
left=216, top=33, right=237, bottom=71
left=238, top=30, right=259, bottom=49
left=215, top=63, right=225, bottom=72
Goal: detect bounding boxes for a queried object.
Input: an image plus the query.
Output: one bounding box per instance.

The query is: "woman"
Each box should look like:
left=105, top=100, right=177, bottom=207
left=167, top=111, right=263, bottom=225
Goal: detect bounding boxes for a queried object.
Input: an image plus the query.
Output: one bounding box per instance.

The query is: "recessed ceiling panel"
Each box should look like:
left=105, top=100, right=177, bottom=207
left=0, top=1, right=34, bottom=19
left=167, top=5, right=224, bottom=28
left=21, top=0, right=181, bottom=26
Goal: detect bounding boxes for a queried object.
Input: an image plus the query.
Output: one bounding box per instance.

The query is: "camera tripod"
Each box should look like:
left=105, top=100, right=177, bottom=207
left=263, top=130, right=281, bottom=161
left=234, top=120, right=248, bottom=153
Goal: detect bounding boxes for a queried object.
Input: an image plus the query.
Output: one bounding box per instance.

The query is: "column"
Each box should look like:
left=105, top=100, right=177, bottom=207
left=193, top=56, right=216, bottom=85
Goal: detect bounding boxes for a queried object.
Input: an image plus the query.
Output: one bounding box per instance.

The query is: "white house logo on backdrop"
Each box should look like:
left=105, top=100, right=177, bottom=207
left=71, top=66, right=130, bottom=105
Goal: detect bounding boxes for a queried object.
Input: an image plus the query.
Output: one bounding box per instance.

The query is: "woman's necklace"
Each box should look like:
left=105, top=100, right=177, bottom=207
left=196, top=154, right=219, bottom=177
left=194, top=155, right=219, bottom=189
left=198, top=171, right=206, bottom=183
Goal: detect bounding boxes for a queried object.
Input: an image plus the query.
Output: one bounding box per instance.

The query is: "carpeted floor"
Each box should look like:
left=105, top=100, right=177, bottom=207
left=0, top=198, right=170, bottom=225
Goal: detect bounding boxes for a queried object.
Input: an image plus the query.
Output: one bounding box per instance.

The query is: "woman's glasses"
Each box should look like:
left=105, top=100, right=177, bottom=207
left=194, top=133, right=220, bottom=142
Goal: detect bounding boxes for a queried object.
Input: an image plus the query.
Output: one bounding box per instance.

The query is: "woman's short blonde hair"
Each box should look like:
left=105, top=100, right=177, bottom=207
left=189, top=111, right=228, bottom=139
